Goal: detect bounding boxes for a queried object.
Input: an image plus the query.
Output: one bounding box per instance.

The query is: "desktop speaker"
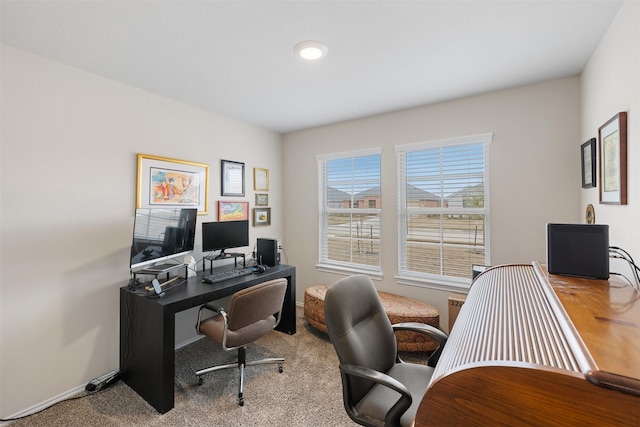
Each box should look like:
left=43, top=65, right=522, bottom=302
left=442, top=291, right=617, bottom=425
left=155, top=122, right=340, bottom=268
left=546, top=223, right=609, bottom=279
left=257, top=238, right=280, bottom=267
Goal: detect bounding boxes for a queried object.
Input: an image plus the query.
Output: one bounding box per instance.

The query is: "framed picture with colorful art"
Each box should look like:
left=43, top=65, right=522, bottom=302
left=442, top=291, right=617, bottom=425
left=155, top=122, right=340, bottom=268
left=218, top=201, right=249, bottom=221
left=136, top=153, right=209, bottom=215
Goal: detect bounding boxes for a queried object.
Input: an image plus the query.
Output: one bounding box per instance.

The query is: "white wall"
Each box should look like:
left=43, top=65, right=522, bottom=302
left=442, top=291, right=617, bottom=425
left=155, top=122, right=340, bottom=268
left=0, top=46, right=283, bottom=417
left=283, top=76, right=582, bottom=330
left=581, top=0, right=640, bottom=278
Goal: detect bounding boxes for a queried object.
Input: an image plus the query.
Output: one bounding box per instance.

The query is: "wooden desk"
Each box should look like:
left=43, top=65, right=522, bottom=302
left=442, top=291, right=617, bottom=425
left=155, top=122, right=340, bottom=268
left=414, top=263, right=640, bottom=426
left=545, top=267, right=640, bottom=383
left=119, top=264, right=296, bottom=413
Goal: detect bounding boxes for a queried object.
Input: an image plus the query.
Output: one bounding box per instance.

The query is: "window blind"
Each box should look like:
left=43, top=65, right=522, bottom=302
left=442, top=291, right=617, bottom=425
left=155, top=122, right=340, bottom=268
left=397, top=134, right=491, bottom=282
left=317, top=149, right=382, bottom=273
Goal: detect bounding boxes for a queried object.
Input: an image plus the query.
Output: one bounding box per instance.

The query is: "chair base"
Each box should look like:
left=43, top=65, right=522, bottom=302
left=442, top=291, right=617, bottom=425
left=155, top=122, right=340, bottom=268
left=196, top=346, right=284, bottom=406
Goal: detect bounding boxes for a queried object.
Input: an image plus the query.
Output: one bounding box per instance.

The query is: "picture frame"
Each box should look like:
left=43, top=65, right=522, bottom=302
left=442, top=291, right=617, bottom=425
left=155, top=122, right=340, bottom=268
left=255, top=193, right=269, bottom=206
left=253, top=207, right=271, bottom=226
left=136, top=153, right=209, bottom=215
left=599, top=112, right=627, bottom=205
left=221, top=160, right=245, bottom=197
left=254, top=167, right=270, bottom=191
left=218, top=201, right=249, bottom=221
left=581, top=138, right=596, bottom=188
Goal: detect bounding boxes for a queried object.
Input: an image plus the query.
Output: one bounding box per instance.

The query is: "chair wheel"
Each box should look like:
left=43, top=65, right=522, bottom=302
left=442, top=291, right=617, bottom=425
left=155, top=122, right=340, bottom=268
left=239, top=397, right=244, bottom=406
left=197, top=376, right=203, bottom=385
left=278, top=365, right=283, bottom=373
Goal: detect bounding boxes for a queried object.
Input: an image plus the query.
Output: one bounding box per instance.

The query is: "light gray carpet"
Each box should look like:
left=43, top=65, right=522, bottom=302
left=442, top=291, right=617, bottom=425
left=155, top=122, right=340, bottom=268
left=9, top=307, right=357, bottom=426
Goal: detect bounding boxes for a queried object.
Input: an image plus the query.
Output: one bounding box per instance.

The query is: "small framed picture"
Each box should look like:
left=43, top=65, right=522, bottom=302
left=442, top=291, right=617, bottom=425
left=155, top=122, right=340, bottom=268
left=255, top=193, right=269, bottom=206
left=254, top=167, right=269, bottom=191
left=221, top=160, right=245, bottom=197
left=599, top=112, right=627, bottom=205
left=581, top=138, right=596, bottom=188
left=253, top=207, right=271, bottom=226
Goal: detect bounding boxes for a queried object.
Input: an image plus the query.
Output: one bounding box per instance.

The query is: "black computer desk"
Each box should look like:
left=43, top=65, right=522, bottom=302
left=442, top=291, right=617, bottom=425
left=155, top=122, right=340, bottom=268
left=119, top=264, right=296, bottom=413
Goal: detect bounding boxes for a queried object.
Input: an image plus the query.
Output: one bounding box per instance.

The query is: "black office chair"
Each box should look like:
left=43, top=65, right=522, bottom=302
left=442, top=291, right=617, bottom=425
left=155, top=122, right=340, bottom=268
left=324, top=275, right=448, bottom=427
left=195, top=278, right=287, bottom=406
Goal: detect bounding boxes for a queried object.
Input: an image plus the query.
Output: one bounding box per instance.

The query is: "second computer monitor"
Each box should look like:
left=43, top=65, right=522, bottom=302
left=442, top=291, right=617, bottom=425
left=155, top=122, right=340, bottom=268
left=202, top=220, right=249, bottom=257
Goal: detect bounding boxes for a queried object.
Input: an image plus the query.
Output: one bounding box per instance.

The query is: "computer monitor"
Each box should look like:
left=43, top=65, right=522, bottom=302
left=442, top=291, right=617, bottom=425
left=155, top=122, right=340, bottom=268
left=202, top=220, right=249, bottom=258
left=130, top=208, right=197, bottom=270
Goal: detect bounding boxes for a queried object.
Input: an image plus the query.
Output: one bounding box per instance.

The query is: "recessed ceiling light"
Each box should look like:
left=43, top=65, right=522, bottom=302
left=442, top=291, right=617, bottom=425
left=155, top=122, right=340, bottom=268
left=294, top=40, right=328, bottom=61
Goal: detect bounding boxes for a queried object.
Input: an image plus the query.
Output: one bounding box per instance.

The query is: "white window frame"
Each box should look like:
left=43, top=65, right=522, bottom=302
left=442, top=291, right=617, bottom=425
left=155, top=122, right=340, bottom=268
left=317, top=148, right=383, bottom=279
left=395, top=133, right=492, bottom=292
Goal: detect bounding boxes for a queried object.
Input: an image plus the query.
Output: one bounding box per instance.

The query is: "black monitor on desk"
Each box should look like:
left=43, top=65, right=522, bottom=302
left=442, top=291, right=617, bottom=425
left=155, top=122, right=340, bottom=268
left=202, top=220, right=249, bottom=259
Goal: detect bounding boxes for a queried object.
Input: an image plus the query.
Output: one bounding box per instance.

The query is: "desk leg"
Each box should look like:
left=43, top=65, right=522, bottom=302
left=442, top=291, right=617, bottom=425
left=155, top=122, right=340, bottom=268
left=275, top=270, right=296, bottom=335
left=120, top=290, right=176, bottom=413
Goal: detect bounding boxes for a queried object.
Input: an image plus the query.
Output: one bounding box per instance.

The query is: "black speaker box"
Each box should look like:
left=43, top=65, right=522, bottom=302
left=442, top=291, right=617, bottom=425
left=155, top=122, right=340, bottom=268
left=547, top=223, right=609, bottom=279
left=257, top=238, right=279, bottom=267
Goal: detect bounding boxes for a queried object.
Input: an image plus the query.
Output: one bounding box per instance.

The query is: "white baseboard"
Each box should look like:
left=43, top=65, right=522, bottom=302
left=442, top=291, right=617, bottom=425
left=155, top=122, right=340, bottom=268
left=1, top=383, right=85, bottom=425
left=175, top=334, right=205, bottom=350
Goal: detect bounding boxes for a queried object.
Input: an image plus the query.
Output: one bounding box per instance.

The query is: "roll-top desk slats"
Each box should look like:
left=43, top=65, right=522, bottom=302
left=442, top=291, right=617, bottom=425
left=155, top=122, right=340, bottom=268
left=414, top=263, right=640, bottom=426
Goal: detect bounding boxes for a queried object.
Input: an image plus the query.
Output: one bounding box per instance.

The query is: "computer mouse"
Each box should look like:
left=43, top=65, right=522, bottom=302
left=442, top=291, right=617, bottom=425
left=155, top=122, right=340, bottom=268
left=253, top=265, right=266, bottom=274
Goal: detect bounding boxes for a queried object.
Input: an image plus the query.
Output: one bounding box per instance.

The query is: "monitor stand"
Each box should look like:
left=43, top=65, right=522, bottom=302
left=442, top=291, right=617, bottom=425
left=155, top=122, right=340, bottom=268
left=203, top=252, right=246, bottom=272
left=143, top=263, right=184, bottom=273
left=132, top=263, right=187, bottom=286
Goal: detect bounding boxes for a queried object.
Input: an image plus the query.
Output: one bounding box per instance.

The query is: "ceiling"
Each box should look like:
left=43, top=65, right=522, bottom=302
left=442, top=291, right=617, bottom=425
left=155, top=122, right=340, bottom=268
left=1, top=1, right=623, bottom=134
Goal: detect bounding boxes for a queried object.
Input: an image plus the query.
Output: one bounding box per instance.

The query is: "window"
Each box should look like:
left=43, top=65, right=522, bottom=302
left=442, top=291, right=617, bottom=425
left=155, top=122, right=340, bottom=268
left=396, top=133, right=491, bottom=289
left=317, top=149, right=382, bottom=275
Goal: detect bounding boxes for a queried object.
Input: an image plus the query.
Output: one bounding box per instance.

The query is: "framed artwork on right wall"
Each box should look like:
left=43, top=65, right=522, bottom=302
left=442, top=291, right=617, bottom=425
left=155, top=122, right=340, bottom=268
left=581, top=138, right=596, bottom=188
left=598, top=112, right=627, bottom=205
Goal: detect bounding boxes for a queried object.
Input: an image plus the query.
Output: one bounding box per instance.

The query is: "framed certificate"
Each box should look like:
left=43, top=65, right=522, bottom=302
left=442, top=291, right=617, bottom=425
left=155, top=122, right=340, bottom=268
left=598, top=112, right=627, bottom=205
left=221, top=160, right=245, bottom=197
left=254, top=167, right=269, bottom=191
left=581, top=138, right=596, bottom=188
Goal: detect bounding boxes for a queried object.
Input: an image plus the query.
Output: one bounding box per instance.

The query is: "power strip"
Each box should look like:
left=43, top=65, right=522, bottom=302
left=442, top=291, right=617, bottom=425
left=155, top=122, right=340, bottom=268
left=85, top=369, right=120, bottom=392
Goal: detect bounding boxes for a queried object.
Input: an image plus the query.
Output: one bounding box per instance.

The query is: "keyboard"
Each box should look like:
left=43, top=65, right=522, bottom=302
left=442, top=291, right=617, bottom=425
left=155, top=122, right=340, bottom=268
left=203, top=268, right=253, bottom=284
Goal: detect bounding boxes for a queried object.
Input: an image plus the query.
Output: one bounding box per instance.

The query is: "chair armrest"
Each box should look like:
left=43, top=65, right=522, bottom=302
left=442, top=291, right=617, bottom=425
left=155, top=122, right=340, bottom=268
left=392, top=322, right=448, bottom=367
left=196, top=303, right=227, bottom=334
left=202, top=303, right=224, bottom=313
left=392, top=322, right=448, bottom=344
left=340, top=363, right=411, bottom=427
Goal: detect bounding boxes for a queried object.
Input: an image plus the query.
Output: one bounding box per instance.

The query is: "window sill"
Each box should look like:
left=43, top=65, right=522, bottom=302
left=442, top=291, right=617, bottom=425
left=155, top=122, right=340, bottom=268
left=395, top=274, right=471, bottom=293
left=316, top=263, right=383, bottom=281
